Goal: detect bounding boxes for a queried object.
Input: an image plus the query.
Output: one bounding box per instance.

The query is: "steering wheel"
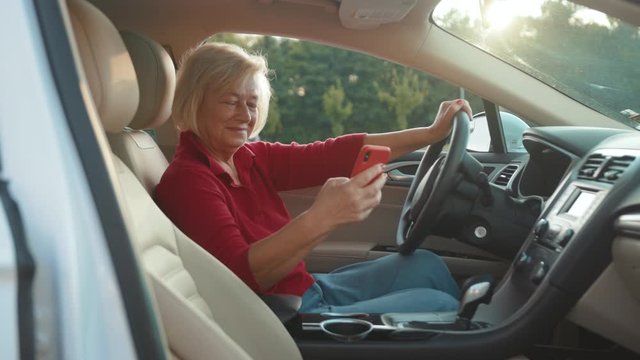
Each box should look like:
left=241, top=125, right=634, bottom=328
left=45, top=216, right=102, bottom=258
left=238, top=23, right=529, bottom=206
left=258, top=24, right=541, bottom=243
left=397, top=111, right=471, bottom=255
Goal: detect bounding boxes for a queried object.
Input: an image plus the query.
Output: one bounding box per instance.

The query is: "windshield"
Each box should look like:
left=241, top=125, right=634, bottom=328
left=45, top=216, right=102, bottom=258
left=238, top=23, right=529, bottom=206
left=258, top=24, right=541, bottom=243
left=432, top=0, right=640, bottom=130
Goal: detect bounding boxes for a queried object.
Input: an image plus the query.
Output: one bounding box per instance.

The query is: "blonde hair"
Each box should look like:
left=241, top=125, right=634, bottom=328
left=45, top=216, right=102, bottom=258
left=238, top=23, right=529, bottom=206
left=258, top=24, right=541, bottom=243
left=172, top=42, right=272, bottom=137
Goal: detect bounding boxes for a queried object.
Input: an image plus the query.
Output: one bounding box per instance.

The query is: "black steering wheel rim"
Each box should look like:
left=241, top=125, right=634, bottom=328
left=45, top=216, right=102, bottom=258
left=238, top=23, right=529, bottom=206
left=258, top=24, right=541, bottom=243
left=397, top=111, right=471, bottom=255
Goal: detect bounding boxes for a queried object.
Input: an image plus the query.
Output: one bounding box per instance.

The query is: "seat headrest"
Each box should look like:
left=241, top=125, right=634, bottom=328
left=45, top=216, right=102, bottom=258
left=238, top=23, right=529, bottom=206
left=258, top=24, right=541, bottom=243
left=68, top=1, right=139, bottom=133
left=121, top=31, right=176, bottom=130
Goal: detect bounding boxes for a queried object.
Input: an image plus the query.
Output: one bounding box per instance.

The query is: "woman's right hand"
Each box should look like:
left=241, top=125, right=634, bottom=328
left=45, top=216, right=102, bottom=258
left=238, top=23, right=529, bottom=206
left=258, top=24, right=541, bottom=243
left=308, top=164, right=387, bottom=233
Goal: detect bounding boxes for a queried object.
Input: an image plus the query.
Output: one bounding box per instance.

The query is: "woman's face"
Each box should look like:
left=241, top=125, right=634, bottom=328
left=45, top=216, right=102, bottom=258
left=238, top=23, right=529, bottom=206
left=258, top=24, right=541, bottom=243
left=197, top=74, right=259, bottom=159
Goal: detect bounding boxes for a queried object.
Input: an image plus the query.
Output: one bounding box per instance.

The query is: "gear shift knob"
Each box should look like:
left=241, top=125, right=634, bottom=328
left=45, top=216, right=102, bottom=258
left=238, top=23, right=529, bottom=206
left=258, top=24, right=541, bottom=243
left=456, top=275, right=495, bottom=329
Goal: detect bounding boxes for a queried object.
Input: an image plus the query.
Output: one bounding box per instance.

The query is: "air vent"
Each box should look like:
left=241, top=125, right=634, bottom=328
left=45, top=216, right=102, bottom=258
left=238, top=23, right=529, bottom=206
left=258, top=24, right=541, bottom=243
left=493, top=164, right=519, bottom=186
left=578, top=153, right=635, bottom=183
left=599, top=155, right=635, bottom=183
left=578, top=154, right=606, bottom=180
left=482, top=166, right=496, bottom=177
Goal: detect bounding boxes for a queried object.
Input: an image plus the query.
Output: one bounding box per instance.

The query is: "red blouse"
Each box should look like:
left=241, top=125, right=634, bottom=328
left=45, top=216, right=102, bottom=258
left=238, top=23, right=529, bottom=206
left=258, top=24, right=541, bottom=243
left=155, top=131, right=365, bottom=296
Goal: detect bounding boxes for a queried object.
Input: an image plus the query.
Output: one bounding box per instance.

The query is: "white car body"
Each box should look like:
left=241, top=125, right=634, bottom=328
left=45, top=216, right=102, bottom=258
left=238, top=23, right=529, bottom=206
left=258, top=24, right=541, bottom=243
left=1, top=1, right=134, bottom=359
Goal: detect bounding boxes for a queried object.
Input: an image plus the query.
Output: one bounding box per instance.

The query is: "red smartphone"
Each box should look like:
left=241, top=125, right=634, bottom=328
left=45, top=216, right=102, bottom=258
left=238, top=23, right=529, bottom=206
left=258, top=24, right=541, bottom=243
left=351, top=145, right=391, bottom=177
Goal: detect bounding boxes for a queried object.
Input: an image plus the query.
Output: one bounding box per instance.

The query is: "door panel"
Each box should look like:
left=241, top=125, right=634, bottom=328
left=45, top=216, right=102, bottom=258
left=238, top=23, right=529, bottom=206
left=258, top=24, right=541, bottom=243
left=280, top=183, right=406, bottom=248
left=384, top=160, right=419, bottom=186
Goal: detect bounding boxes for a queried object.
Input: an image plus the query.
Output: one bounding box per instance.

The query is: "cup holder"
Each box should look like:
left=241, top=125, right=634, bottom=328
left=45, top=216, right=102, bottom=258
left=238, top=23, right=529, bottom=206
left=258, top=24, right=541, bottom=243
left=319, top=318, right=373, bottom=342
left=320, top=312, right=369, bottom=319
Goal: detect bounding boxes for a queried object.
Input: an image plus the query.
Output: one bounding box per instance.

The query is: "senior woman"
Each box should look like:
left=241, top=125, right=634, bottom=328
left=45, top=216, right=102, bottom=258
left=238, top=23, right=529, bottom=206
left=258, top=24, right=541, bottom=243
left=155, top=42, right=473, bottom=314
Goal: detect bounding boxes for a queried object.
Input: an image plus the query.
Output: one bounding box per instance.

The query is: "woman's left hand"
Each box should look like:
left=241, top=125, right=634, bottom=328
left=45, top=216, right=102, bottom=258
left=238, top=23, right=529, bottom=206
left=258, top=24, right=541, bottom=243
left=363, top=98, right=473, bottom=160
left=429, top=99, right=473, bottom=143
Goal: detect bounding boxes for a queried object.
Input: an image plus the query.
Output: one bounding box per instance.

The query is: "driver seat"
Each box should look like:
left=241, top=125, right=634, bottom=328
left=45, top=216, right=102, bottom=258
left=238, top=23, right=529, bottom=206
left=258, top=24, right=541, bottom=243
left=67, top=1, right=302, bottom=359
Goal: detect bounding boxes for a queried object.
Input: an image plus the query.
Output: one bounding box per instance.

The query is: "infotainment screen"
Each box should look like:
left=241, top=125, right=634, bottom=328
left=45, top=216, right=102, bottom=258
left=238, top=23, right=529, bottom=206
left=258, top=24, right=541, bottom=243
left=565, top=190, right=597, bottom=218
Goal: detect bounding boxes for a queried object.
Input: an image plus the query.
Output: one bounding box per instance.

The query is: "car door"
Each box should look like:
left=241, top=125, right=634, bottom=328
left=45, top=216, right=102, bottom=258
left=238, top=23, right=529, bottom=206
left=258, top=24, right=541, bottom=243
left=0, top=171, right=32, bottom=360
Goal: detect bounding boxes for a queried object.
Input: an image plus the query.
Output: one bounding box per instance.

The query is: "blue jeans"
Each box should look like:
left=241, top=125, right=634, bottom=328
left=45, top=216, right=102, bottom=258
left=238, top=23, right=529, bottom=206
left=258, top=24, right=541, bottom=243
left=300, top=250, right=460, bottom=313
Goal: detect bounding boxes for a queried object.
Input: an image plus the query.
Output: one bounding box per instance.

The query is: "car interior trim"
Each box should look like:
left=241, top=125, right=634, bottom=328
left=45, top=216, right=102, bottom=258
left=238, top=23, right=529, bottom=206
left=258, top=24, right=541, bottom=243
left=523, top=127, right=633, bottom=157
left=482, top=100, right=507, bottom=154
left=0, top=175, right=35, bottom=359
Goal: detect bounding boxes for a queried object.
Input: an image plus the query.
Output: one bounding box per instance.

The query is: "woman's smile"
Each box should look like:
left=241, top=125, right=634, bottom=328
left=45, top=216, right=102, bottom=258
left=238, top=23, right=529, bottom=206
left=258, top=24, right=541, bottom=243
left=226, top=125, right=249, bottom=133
left=198, top=75, right=260, bottom=160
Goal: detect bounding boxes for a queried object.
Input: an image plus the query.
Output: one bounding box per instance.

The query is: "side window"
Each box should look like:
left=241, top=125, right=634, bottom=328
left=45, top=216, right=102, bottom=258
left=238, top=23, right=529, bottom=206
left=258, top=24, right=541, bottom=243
left=499, top=107, right=529, bottom=153
left=467, top=106, right=530, bottom=154
left=208, top=33, right=484, bottom=144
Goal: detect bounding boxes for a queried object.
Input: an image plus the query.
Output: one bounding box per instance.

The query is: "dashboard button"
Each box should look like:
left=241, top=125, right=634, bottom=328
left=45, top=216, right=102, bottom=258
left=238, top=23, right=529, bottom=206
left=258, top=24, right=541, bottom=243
left=515, top=252, right=531, bottom=271
left=558, top=228, right=575, bottom=247
left=530, top=261, right=548, bottom=285
left=534, top=219, right=549, bottom=237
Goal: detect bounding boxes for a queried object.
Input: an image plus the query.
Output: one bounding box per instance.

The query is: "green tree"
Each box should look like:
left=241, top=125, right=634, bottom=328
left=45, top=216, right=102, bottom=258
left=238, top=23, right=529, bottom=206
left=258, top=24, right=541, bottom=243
left=207, top=33, right=251, bottom=47
left=469, top=1, right=639, bottom=122
left=322, top=79, right=352, bottom=136
left=262, top=95, right=283, bottom=138
left=376, top=69, right=429, bottom=129
left=207, top=32, right=487, bottom=143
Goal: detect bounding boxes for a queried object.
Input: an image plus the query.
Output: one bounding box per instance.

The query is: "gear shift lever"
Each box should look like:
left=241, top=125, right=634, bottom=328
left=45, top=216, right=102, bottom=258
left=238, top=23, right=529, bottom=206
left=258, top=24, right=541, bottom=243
left=456, top=275, right=495, bottom=330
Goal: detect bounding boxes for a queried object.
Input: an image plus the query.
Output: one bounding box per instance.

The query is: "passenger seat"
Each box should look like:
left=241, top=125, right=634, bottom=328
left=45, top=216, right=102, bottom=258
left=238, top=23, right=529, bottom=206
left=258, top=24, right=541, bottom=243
left=67, top=1, right=302, bottom=359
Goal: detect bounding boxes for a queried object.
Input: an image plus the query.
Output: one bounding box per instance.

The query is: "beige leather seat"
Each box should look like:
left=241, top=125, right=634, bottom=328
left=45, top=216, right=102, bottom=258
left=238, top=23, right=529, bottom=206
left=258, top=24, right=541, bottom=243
left=67, top=1, right=302, bottom=359
left=107, top=30, right=173, bottom=194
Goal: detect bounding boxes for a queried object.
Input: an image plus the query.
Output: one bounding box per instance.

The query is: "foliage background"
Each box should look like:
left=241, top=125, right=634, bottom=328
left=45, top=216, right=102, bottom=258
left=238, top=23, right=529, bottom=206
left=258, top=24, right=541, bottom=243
left=209, top=34, right=483, bottom=143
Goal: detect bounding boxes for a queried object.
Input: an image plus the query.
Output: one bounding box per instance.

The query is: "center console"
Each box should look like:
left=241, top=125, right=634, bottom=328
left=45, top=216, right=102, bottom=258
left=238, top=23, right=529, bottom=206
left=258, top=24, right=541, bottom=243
left=291, top=275, right=496, bottom=343
left=295, top=140, right=640, bottom=359
left=290, top=179, right=610, bottom=345
left=296, top=311, right=460, bottom=343
left=513, top=180, right=608, bottom=287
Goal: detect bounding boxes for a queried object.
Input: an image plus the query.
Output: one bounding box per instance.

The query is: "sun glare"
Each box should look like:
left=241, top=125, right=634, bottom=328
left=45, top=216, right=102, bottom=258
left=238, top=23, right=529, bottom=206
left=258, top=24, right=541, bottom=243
left=484, top=0, right=543, bottom=32
left=433, top=0, right=611, bottom=34
left=485, top=2, right=517, bottom=31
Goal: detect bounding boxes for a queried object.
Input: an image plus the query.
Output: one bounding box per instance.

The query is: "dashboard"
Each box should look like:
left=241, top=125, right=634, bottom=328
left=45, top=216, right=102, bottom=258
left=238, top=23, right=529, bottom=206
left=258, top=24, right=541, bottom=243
left=517, top=127, right=633, bottom=198
left=299, top=126, right=640, bottom=359
left=478, top=126, right=640, bottom=354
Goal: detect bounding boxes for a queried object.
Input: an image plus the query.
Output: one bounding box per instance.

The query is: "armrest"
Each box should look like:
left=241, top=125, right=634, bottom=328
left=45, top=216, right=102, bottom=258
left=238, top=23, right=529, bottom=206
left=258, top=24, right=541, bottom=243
left=260, top=294, right=302, bottom=324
